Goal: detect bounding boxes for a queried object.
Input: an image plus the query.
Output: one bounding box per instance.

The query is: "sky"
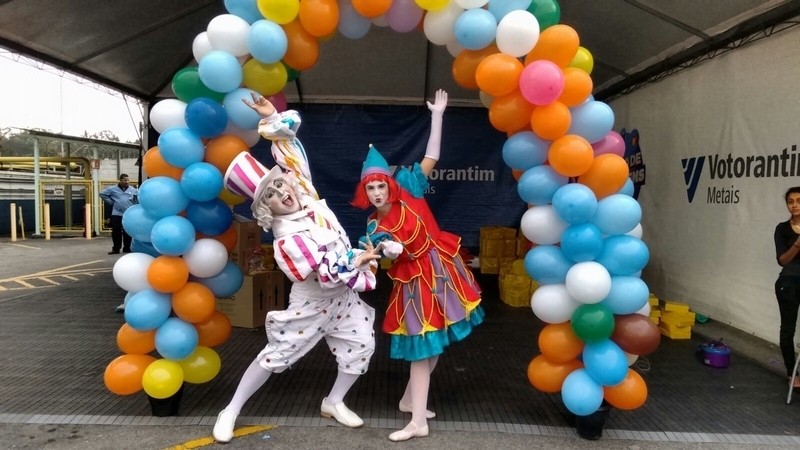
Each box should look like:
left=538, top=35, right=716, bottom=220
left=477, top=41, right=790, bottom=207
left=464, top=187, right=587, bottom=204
left=0, top=50, right=145, bottom=143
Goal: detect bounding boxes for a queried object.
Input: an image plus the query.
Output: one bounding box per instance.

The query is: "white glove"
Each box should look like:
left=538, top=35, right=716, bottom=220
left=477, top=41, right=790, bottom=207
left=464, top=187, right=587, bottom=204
left=380, top=240, right=404, bottom=260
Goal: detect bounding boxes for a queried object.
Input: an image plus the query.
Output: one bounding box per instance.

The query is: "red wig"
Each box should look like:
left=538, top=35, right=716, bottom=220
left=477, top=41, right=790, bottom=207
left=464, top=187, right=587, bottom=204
left=351, top=173, right=401, bottom=209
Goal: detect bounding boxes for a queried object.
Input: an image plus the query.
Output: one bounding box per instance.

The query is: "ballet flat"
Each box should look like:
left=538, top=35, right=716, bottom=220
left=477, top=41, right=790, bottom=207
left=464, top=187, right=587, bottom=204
left=320, top=397, right=364, bottom=428
left=398, top=400, right=436, bottom=419
left=389, top=423, right=429, bottom=442
left=212, top=409, right=237, bottom=443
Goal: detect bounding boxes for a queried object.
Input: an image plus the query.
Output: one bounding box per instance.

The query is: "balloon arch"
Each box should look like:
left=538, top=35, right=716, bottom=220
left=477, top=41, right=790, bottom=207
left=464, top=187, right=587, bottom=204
left=103, top=0, right=659, bottom=417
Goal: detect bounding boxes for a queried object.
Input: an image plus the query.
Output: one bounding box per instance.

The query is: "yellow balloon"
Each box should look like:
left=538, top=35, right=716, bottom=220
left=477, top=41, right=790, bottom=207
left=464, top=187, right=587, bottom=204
left=179, top=346, right=222, bottom=384
left=243, top=59, right=288, bottom=96
left=219, top=188, right=246, bottom=206
left=569, top=46, right=594, bottom=74
left=257, top=0, right=300, bottom=24
left=142, top=359, right=184, bottom=399
left=415, top=0, right=450, bottom=12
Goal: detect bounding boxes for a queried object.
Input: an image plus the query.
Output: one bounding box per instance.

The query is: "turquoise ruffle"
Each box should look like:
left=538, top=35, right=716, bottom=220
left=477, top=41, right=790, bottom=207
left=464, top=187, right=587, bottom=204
left=395, top=163, right=429, bottom=199
left=389, top=306, right=485, bottom=362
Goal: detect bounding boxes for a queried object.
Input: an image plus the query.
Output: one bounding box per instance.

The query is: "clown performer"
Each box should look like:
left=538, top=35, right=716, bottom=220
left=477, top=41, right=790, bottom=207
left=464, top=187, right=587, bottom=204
left=212, top=94, right=383, bottom=443
left=350, top=89, right=484, bottom=442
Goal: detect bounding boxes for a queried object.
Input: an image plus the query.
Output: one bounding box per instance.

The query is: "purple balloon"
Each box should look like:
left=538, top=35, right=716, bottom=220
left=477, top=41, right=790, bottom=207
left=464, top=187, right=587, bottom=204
left=592, top=131, right=625, bottom=157
left=386, top=0, right=424, bottom=33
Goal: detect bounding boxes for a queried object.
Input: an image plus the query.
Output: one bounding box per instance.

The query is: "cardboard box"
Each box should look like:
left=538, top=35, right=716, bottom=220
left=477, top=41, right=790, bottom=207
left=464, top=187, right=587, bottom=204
left=230, top=219, right=269, bottom=275
left=216, top=271, right=289, bottom=328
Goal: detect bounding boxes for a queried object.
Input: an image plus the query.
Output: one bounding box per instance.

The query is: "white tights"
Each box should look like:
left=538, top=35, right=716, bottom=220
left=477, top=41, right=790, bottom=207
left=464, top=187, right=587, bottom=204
left=400, top=356, right=439, bottom=427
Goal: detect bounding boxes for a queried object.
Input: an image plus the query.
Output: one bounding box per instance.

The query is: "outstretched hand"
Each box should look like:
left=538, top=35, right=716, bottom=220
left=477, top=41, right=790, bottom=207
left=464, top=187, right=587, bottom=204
left=427, top=89, right=448, bottom=115
left=241, top=92, right=276, bottom=117
left=355, top=242, right=383, bottom=267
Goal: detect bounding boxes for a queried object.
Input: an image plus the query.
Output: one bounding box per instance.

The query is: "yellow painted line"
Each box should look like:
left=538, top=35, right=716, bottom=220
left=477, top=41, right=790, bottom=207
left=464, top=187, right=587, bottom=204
left=162, top=425, right=275, bottom=449
left=61, top=275, right=79, bottom=281
left=12, top=279, right=35, bottom=288
left=0, top=260, right=106, bottom=282
left=5, top=243, right=40, bottom=249
left=0, top=285, right=7, bottom=291
left=38, top=277, right=59, bottom=285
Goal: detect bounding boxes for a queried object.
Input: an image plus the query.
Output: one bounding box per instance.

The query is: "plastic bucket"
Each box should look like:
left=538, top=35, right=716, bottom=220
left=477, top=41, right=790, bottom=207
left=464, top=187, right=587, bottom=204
left=575, top=403, right=611, bottom=440
left=147, top=384, right=184, bottom=417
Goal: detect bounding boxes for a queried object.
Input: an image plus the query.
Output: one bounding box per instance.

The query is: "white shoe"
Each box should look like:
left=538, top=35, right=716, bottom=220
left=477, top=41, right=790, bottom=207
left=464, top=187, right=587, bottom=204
left=320, top=397, right=363, bottom=428
left=398, top=400, right=436, bottom=419
left=213, top=409, right=237, bottom=443
left=389, top=422, right=429, bottom=442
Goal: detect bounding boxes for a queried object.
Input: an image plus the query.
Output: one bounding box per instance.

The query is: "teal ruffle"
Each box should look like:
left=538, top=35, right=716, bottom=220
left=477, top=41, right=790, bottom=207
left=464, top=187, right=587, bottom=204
left=389, top=306, right=485, bottom=362
left=395, top=163, right=429, bottom=198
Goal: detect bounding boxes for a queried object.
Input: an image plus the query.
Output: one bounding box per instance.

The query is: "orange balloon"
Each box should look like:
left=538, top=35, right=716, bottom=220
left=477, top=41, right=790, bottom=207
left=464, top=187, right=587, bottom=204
left=577, top=153, right=629, bottom=199
left=282, top=20, right=319, bottom=71
left=172, top=282, right=216, bottom=323
left=530, top=101, right=571, bottom=141
left=117, top=323, right=156, bottom=355
left=219, top=188, right=246, bottom=206
left=147, top=256, right=190, bottom=293
left=199, top=224, right=238, bottom=254
left=603, top=369, right=648, bottom=410
left=103, top=354, right=157, bottom=395
left=196, top=311, right=233, bottom=347
left=548, top=134, right=594, bottom=177
left=512, top=169, right=524, bottom=181
left=352, top=0, right=391, bottom=18
left=539, top=323, right=585, bottom=363
left=558, top=67, right=593, bottom=107
left=299, top=0, right=339, bottom=37
left=525, top=24, right=580, bottom=68
left=475, top=53, right=523, bottom=97
left=527, top=354, right=583, bottom=393
left=452, top=45, right=499, bottom=90
left=489, top=90, right=535, bottom=133
left=143, top=146, right=183, bottom=180
left=204, top=135, right=250, bottom=173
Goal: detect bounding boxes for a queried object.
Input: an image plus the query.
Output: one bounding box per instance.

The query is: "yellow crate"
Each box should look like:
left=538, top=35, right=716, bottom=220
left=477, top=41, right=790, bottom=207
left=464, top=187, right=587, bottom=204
left=659, top=327, right=692, bottom=339
left=662, top=300, right=690, bottom=313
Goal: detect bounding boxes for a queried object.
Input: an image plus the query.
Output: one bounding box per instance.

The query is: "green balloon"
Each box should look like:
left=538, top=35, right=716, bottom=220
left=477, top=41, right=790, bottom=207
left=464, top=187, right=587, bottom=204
left=171, top=67, right=225, bottom=103
left=528, top=0, right=561, bottom=30
left=283, top=62, right=300, bottom=82
left=571, top=303, right=614, bottom=342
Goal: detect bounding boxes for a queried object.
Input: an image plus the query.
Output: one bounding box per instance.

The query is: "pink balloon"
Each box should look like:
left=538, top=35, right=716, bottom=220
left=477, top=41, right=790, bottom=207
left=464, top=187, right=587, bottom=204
left=386, top=0, right=424, bottom=33
left=268, top=92, right=287, bottom=113
left=519, top=60, right=565, bottom=106
left=591, top=131, right=625, bottom=156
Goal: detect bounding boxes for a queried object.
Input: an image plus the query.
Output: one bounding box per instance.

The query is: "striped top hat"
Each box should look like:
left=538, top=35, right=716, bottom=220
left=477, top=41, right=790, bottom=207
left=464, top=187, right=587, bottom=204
left=224, top=152, right=282, bottom=202
left=360, top=144, right=391, bottom=180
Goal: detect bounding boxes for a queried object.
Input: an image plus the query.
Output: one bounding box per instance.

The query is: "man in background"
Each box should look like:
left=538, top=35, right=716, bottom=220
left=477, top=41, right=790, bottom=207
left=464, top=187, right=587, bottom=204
left=99, top=173, right=137, bottom=255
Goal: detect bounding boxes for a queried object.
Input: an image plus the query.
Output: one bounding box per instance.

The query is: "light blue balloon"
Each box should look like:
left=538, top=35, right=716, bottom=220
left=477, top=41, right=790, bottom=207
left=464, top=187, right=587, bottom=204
left=223, top=88, right=262, bottom=129
left=502, top=131, right=549, bottom=171
left=124, top=289, right=172, bottom=331
left=185, top=97, right=228, bottom=138
left=131, top=239, right=161, bottom=258
left=583, top=340, right=628, bottom=386
left=561, top=368, right=604, bottom=416
left=193, top=261, right=244, bottom=297
left=138, top=177, right=190, bottom=219
left=592, top=194, right=642, bottom=236
left=224, top=0, right=263, bottom=24
left=602, top=276, right=650, bottom=315
left=198, top=50, right=243, bottom=93
left=150, top=215, right=196, bottom=256
left=248, top=20, right=288, bottom=63
left=551, top=183, right=598, bottom=224
left=122, top=204, right=159, bottom=243
left=569, top=101, right=615, bottom=144
left=158, top=127, right=205, bottom=168
left=338, top=0, right=371, bottom=39
left=454, top=8, right=498, bottom=50
left=181, top=162, right=224, bottom=202
left=618, top=177, right=635, bottom=197
left=560, top=223, right=603, bottom=262
left=155, top=317, right=199, bottom=360
left=524, top=245, right=571, bottom=284
left=596, top=235, right=649, bottom=276
left=186, top=199, right=234, bottom=236
left=488, top=0, right=533, bottom=21
left=517, top=165, right=568, bottom=206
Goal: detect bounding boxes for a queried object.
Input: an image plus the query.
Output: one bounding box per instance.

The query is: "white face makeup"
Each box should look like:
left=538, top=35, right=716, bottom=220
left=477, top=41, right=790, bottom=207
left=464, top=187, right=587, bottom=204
left=365, top=180, right=390, bottom=211
left=264, top=175, right=301, bottom=215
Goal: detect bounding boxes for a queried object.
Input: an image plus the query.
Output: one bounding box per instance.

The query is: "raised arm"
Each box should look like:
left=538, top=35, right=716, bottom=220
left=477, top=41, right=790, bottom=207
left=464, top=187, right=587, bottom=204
left=419, top=89, right=448, bottom=176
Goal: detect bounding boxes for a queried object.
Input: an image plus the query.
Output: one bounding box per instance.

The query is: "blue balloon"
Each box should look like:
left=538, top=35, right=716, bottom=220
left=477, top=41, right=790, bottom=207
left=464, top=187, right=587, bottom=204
left=193, top=261, right=244, bottom=297
left=198, top=50, right=243, bottom=93
left=552, top=183, right=598, bottom=224
left=561, top=368, right=604, bottom=416
left=602, top=276, right=649, bottom=314
left=596, top=235, right=649, bottom=276
left=248, top=20, right=288, bottom=63
left=155, top=317, right=199, bottom=360
left=502, top=131, right=548, bottom=171
left=181, top=162, right=224, bottom=202
left=338, top=0, right=371, bottom=39
left=185, top=97, right=228, bottom=138
left=158, top=127, right=205, bottom=168
left=583, top=340, right=629, bottom=386
left=524, top=245, right=571, bottom=284
left=517, top=165, right=568, bottom=206
left=124, top=289, right=172, bottom=331
left=618, top=177, right=635, bottom=197
left=592, top=194, right=642, bottom=236
left=138, top=177, right=190, bottom=218
left=122, top=204, right=159, bottom=243
left=488, top=0, right=533, bottom=21
left=454, top=8, right=498, bottom=50
left=186, top=199, right=233, bottom=236
left=150, top=215, right=196, bottom=256
left=223, top=88, right=262, bottom=129
left=569, top=101, right=615, bottom=144
left=131, top=239, right=161, bottom=258
left=224, top=0, right=263, bottom=24
left=560, top=223, right=604, bottom=262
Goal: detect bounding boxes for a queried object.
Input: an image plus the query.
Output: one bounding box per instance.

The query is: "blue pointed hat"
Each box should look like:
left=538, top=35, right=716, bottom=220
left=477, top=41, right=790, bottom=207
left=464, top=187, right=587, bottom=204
left=360, top=144, right=391, bottom=180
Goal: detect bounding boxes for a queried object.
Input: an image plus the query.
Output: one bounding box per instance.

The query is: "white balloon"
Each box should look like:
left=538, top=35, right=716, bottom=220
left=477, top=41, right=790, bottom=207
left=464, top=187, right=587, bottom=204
left=496, top=10, right=540, bottom=57
left=565, top=261, right=611, bottom=304
left=634, top=301, right=651, bottom=316
left=530, top=284, right=580, bottom=324
left=455, top=0, right=489, bottom=8
left=207, top=14, right=252, bottom=56
left=192, top=32, right=214, bottom=63
left=372, top=15, right=389, bottom=27
left=446, top=40, right=464, bottom=57
left=113, top=253, right=155, bottom=292
left=479, top=90, right=493, bottom=108
left=150, top=99, right=187, bottom=134
left=625, top=352, right=639, bottom=366
left=423, top=2, right=463, bottom=45
left=626, top=222, right=643, bottom=239
left=520, top=205, right=568, bottom=245
left=223, top=122, right=260, bottom=148
left=183, top=238, right=229, bottom=278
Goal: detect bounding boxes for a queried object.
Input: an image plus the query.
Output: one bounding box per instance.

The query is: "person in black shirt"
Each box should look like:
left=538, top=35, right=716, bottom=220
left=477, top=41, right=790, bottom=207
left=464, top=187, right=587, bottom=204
left=774, top=186, right=800, bottom=388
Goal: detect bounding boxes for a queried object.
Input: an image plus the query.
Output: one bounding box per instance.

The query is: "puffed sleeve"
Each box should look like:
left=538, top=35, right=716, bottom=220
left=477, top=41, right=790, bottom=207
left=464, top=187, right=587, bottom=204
left=257, top=110, right=318, bottom=200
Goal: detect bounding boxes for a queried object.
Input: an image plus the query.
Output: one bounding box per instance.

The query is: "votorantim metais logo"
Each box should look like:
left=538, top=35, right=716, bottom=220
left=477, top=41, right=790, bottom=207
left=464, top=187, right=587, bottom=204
left=682, top=144, right=799, bottom=204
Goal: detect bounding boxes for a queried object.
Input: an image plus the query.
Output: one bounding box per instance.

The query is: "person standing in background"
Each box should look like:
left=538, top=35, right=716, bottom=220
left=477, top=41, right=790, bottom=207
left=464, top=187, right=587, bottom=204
left=99, top=173, right=137, bottom=255
left=774, top=186, right=800, bottom=389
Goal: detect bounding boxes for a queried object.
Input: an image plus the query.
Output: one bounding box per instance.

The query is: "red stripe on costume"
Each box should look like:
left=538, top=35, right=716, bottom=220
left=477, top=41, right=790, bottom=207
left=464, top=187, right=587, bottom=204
left=278, top=239, right=305, bottom=281
left=246, top=154, right=266, bottom=177
left=232, top=165, right=258, bottom=196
